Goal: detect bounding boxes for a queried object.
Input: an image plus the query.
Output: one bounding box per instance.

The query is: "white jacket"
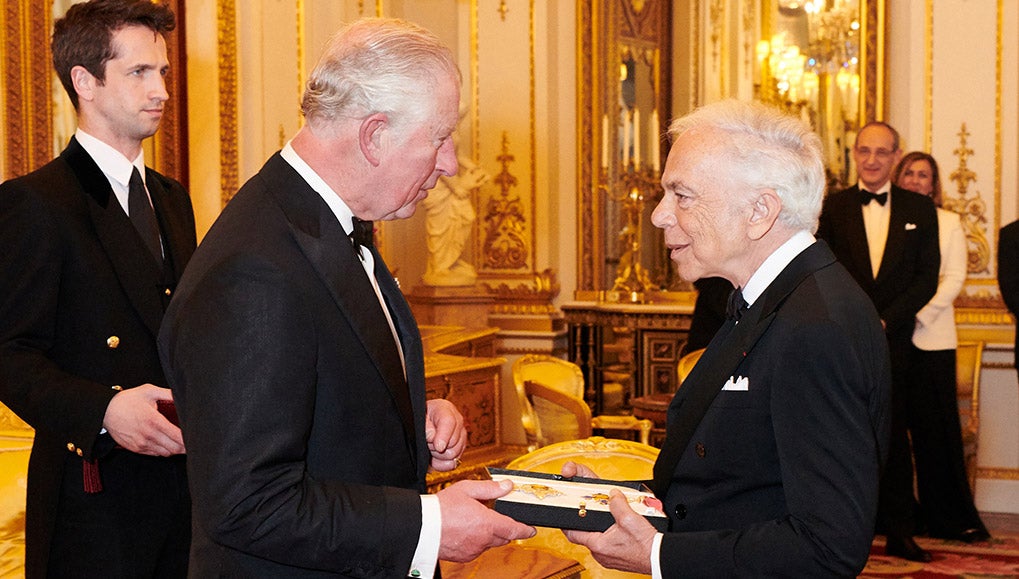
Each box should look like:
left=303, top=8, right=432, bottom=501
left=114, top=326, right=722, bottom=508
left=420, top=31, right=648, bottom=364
left=912, top=209, right=967, bottom=350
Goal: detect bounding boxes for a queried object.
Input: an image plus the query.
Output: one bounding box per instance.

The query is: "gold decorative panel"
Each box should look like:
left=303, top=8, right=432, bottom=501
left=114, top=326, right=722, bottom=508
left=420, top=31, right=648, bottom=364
left=482, top=133, right=528, bottom=270
left=218, top=0, right=239, bottom=206
left=944, top=123, right=990, bottom=275
left=578, top=0, right=673, bottom=296
left=2, top=1, right=188, bottom=184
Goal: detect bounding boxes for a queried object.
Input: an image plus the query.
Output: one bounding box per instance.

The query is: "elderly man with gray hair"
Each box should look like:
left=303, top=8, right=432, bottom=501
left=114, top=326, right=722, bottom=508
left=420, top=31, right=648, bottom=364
left=159, top=18, right=534, bottom=578
left=563, top=100, right=891, bottom=577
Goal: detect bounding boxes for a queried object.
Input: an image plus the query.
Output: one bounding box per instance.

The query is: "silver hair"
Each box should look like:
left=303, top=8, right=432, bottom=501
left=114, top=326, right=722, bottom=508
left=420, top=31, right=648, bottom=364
left=301, top=18, right=459, bottom=132
left=668, top=99, right=826, bottom=233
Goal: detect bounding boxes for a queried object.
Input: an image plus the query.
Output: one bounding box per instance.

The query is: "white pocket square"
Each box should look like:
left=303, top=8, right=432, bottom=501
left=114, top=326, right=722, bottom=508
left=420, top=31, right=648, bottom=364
left=722, top=375, right=749, bottom=391
left=905, top=223, right=917, bottom=230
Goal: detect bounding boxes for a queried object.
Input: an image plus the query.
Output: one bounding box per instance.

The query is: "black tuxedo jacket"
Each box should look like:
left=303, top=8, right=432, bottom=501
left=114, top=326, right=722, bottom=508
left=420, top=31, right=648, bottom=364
left=817, top=184, right=940, bottom=342
left=160, top=153, right=431, bottom=577
left=998, top=220, right=1019, bottom=368
left=0, top=137, right=196, bottom=576
left=651, top=241, right=891, bottom=577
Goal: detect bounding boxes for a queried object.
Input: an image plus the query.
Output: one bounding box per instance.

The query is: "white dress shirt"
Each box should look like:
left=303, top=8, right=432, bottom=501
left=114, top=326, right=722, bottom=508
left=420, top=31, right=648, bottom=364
left=75, top=129, right=152, bottom=221
left=860, top=181, right=893, bottom=278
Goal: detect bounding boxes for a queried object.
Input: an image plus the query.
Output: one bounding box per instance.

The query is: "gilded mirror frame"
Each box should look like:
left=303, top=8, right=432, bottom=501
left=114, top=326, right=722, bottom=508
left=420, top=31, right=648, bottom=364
left=2, top=0, right=188, bottom=185
left=577, top=0, right=885, bottom=297
left=576, top=0, right=672, bottom=300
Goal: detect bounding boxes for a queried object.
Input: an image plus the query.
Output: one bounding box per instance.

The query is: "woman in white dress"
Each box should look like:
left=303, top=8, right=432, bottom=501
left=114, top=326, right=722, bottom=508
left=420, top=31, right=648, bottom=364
left=893, top=151, right=990, bottom=543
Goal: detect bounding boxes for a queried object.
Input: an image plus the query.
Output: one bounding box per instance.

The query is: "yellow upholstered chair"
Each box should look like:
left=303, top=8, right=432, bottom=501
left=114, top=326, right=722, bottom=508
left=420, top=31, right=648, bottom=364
left=677, top=347, right=705, bottom=384
left=956, top=341, right=984, bottom=490
left=505, top=437, right=660, bottom=579
left=512, top=355, right=651, bottom=450
left=0, top=404, right=33, bottom=578
left=507, top=435, right=659, bottom=480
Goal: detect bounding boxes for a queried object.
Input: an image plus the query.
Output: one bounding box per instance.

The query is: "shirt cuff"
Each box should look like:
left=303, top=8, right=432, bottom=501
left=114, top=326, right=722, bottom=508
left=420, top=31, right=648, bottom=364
left=651, top=532, right=664, bottom=579
left=409, top=495, right=441, bottom=578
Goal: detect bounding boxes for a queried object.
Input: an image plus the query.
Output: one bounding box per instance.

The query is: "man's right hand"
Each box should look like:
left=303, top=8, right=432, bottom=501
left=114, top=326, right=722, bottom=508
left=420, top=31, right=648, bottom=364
left=436, top=479, right=535, bottom=562
left=103, top=384, right=185, bottom=456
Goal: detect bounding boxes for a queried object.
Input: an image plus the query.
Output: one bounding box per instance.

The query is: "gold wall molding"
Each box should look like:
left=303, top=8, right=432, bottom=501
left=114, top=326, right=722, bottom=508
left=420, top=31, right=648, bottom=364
left=471, top=1, right=480, bottom=166
left=977, top=467, right=1019, bottom=481
left=862, top=0, right=886, bottom=122
left=994, top=0, right=1003, bottom=276
left=709, top=0, right=723, bottom=67
left=955, top=304, right=1013, bottom=326
left=475, top=0, right=538, bottom=282
left=924, top=0, right=932, bottom=151
left=741, top=0, right=755, bottom=74
left=482, top=132, right=528, bottom=270
left=218, top=0, right=239, bottom=206
left=945, top=123, right=991, bottom=275
left=577, top=0, right=597, bottom=291
left=528, top=0, right=537, bottom=268
left=2, top=0, right=52, bottom=179
left=482, top=269, right=561, bottom=315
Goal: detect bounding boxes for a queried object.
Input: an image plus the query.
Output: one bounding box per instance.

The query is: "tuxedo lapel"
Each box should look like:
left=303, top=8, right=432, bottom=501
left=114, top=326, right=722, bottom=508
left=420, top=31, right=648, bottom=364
left=371, top=248, right=428, bottom=476
left=146, top=169, right=189, bottom=280
left=61, top=138, right=165, bottom=338
left=651, top=242, right=836, bottom=496
left=874, top=188, right=908, bottom=285
left=268, top=156, right=419, bottom=461
left=840, top=187, right=875, bottom=284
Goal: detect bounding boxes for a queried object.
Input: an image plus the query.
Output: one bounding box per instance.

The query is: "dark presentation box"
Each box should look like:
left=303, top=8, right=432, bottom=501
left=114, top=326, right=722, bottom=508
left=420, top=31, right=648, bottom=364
left=489, top=468, right=668, bottom=532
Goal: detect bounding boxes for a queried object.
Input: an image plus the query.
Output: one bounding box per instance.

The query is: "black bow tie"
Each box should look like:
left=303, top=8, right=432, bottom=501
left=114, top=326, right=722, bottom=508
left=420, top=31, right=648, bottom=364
left=725, top=287, right=748, bottom=321
left=349, top=217, right=374, bottom=255
left=859, top=189, right=888, bottom=206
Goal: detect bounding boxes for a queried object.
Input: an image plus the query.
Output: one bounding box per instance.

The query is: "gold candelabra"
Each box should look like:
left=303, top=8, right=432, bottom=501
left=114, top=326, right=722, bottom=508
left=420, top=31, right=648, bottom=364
left=604, top=161, right=660, bottom=301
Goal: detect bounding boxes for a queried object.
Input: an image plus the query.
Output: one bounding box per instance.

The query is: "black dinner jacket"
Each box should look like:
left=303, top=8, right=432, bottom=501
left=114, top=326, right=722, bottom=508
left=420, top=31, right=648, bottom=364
left=0, top=137, right=196, bottom=576
left=817, top=184, right=940, bottom=342
left=651, top=241, right=891, bottom=577
left=999, top=220, right=1019, bottom=368
left=160, top=152, right=430, bottom=577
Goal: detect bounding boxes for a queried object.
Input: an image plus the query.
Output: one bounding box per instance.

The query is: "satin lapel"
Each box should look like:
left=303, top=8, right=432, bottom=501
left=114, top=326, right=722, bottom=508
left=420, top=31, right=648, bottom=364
left=841, top=187, right=875, bottom=284
left=651, top=318, right=741, bottom=495
left=371, top=248, right=427, bottom=475
left=651, top=242, right=836, bottom=496
left=268, top=157, right=418, bottom=460
left=146, top=169, right=195, bottom=280
left=61, top=138, right=164, bottom=338
left=874, top=188, right=907, bottom=284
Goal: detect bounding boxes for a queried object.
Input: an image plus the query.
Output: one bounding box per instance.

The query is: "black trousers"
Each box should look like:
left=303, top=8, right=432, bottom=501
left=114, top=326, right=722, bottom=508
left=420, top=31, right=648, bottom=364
left=907, top=346, right=987, bottom=537
left=47, top=449, right=190, bottom=578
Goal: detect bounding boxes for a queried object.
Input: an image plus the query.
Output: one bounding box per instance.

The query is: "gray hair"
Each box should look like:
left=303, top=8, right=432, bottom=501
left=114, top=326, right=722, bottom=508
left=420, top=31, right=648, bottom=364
left=668, top=99, right=826, bottom=233
left=301, top=18, right=459, bottom=131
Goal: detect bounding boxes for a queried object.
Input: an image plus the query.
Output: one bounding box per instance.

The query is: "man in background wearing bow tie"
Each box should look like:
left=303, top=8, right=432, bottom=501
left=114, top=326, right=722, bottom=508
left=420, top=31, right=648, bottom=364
left=817, top=121, right=940, bottom=562
left=563, top=100, right=891, bottom=577
left=158, top=18, right=533, bottom=578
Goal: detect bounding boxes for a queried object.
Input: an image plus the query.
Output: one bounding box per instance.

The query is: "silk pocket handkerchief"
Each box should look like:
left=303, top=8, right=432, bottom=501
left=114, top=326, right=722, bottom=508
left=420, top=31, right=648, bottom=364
left=722, top=375, right=749, bottom=391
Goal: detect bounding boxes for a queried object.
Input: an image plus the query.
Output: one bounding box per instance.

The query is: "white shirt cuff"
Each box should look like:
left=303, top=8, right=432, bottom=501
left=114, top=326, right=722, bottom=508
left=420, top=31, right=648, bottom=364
left=651, top=532, right=664, bottom=579
left=409, top=495, right=441, bottom=578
